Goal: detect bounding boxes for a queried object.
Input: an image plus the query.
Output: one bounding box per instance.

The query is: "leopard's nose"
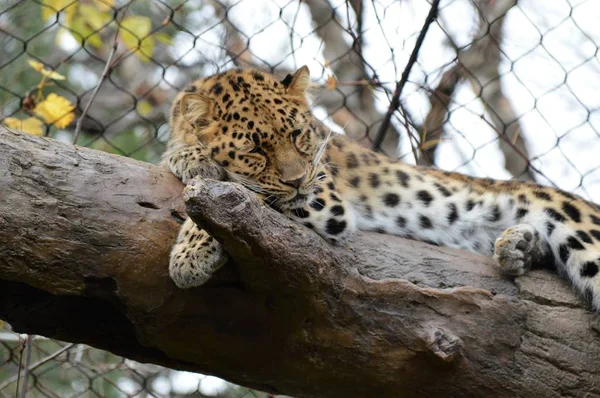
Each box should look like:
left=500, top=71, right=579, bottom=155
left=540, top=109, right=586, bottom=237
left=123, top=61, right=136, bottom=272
left=281, top=172, right=306, bottom=189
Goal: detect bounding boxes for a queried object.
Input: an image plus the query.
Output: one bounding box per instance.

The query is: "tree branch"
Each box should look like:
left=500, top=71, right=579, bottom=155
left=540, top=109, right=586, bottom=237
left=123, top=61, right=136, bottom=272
left=1, top=127, right=599, bottom=398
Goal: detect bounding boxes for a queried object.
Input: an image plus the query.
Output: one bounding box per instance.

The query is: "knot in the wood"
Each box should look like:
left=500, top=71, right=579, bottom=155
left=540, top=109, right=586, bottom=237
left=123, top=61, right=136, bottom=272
left=183, top=178, right=255, bottom=220
left=184, top=177, right=245, bottom=202
left=426, top=327, right=462, bottom=362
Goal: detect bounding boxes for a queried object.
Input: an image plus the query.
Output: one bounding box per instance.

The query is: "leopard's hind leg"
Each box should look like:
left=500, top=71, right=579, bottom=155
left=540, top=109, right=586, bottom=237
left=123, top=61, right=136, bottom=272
left=494, top=223, right=546, bottom=276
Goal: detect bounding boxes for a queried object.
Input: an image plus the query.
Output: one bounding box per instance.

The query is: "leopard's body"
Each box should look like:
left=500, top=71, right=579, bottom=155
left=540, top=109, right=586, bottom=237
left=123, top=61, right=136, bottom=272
left=164, top=66, right=600, bottom=310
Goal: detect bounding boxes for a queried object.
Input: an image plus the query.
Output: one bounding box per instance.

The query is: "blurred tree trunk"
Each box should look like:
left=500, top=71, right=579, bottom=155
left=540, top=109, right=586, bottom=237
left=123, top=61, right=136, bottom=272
left=1, top=128, right=599, bottom=398
left=421, top=0, right=534, bottom=180
left=304, top=0, right=400, bottom=157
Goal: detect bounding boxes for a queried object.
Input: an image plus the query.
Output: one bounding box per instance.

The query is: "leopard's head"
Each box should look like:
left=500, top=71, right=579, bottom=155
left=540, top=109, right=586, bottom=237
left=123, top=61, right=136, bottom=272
left=171, top=66, right=327, bottom=209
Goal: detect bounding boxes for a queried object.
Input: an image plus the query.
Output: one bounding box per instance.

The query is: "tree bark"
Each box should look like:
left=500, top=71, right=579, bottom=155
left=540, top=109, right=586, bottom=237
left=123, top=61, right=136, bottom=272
left=0, top=127, right=599, bottom=398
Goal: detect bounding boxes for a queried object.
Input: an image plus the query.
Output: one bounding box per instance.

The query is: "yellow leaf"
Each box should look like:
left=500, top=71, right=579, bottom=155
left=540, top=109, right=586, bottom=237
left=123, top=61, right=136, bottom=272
left=28, top=60, right=45, bottom=72
left=137, top=100, right=153, bottom=117
left=79, top=4, right=112, bottom=30
left=154, top=32, right=173, bottom=45
left=3, top=117, right=45, bottom=136
left=34, top=93, right=76, bottom=129
left=41, top=0, right=77, bottom=25
left=141, top=37, right=155, bottom=60
left=119, top=16, right=154, bottom=62
left=91, top=0, right=114, bottom=12
left=70, top=16, right=104, bottom=48
left=121, top=16, right=152, bottom=41
left=325, top=75, right=337, bottom=90
left=28, top=60, right=66, bottom=80
left=41, top=0, right=62, bottom=21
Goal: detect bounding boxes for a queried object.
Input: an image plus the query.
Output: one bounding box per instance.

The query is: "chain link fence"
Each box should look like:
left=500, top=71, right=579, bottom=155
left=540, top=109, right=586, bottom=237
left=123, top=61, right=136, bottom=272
left=1, top=0, right=600, bottom=396
left=0, top=325, right=269, bottom=397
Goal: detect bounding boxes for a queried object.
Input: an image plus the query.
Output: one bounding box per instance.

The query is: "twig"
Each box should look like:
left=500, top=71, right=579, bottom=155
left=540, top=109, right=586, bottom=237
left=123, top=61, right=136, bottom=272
left=73, top=343, right=85, bottom=363
left=398, top=105, right=423, bottom=165
left=0, top=333, right=50, bottom=342
left=327, top=79, right=390, bottom=88
left=73, top=2, right=132, bottom=145
left=14, top=334, right=24, bottom=397
left=18, top=335, right=33, bottom=398
left=371, top=0, right=440, bottom=151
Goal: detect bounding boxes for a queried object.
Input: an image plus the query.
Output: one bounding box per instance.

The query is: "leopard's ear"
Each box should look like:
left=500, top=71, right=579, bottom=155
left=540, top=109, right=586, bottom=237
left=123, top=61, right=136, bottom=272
left=178, top=92, right=210, bottom=127
left=281, top=66, right=310, bottom=96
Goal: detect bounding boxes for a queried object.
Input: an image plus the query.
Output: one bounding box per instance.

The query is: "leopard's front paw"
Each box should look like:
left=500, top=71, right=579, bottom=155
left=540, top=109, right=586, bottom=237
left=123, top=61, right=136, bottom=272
left=169, top=242, right=228, bottom=288
left=169, top=219, right=228, bottom=288
left=166, top=145, right=226, bottom=184
left=180, top=161, right=226, bottom=184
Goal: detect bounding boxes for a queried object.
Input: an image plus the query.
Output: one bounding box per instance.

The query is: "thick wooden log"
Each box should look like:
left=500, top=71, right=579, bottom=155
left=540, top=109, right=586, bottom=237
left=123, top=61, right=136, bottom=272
left=0, top=127, right=599, bottom=398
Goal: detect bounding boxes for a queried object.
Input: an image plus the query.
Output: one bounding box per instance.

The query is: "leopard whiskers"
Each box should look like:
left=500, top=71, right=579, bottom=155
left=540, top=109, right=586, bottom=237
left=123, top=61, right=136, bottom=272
left=262, top=194, right=280, bottom=208
left=313, top=128, right=332, bottom=168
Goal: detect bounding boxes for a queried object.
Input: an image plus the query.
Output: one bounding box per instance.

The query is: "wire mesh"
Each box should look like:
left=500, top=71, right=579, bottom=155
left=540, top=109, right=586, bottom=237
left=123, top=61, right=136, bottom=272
left=1, top=0, right=600, bottom=396
left=0, top=325, right=269, bottom=397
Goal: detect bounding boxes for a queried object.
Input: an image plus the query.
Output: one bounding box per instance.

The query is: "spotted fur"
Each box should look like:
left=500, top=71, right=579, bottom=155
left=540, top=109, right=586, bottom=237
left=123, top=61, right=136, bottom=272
left=164, top=66, right=600, bottom=311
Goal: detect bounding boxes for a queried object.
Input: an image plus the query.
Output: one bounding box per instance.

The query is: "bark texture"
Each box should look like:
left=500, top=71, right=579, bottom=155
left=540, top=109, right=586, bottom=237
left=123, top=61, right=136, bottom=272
left=0, top=127, right=599, bottom=398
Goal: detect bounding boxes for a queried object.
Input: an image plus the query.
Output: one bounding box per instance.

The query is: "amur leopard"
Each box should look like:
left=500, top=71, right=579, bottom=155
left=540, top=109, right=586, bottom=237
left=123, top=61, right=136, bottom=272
left=163, top=66, right=600, bottom=311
